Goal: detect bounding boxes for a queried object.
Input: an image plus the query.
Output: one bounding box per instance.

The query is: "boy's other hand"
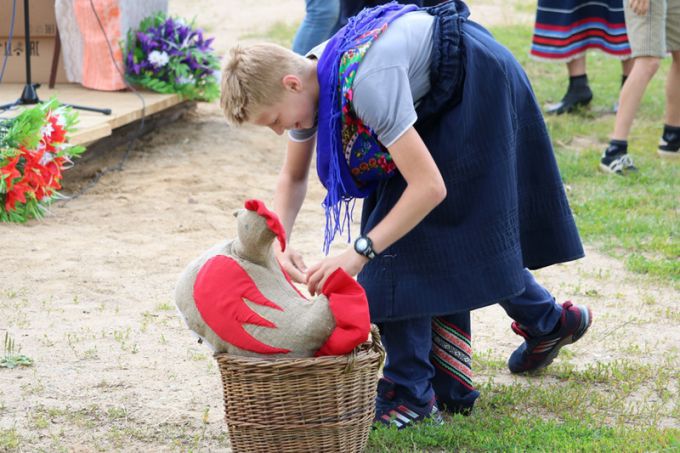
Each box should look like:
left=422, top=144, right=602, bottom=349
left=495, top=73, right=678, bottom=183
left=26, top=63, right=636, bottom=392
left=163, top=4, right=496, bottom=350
left=306, top=249, right=368, bottom=296
left=629, top=0, right=649, bottom=15
left=275, top=247, right=308, bottom=283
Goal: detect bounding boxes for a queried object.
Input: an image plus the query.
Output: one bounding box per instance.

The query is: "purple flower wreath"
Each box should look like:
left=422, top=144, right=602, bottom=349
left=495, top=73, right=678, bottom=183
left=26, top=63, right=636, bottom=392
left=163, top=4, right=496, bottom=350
left=124, top=13, right=220, bottom=101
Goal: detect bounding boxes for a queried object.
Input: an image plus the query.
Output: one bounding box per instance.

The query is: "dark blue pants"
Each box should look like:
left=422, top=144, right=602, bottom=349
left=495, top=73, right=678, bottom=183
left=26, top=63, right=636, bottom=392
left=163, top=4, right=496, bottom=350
left=376, top=269, right=561, bottom=410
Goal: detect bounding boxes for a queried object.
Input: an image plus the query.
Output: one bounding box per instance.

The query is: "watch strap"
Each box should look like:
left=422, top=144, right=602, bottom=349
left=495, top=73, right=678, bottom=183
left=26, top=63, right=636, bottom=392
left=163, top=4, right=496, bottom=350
left=354, top=235, right=376, bottom=260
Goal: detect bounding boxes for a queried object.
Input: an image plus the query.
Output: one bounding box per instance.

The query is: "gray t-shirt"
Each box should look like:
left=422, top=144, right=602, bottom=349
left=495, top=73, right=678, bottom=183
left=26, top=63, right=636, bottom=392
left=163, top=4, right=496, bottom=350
left=289, top=10, right=434, bottom=147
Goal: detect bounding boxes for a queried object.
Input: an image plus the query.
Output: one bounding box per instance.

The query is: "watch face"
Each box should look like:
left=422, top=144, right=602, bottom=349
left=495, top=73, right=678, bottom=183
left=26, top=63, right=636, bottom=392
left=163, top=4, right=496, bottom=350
left=355, top=237, right=368, bottom=252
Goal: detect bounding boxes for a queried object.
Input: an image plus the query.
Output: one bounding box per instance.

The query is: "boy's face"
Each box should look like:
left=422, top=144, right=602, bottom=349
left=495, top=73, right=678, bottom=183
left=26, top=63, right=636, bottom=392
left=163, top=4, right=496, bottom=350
left=252, top=74, right=317, bottom=135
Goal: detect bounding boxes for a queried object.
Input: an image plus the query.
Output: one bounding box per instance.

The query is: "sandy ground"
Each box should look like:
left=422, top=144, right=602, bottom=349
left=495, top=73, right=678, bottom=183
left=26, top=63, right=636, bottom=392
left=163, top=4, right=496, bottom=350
left=0, top=1, right=677, bottom=452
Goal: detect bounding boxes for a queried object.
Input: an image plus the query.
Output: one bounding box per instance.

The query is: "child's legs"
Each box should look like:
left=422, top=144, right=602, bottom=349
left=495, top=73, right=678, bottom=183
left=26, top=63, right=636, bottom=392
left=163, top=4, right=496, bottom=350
left=377, top=317, right=435, bottom=406
left=663, top=0, right=680, bottom=125
left=622, top=58, right=634, bottom=77
left=430, top=314, right=480, bottom=413
left=667, top=51, right=680, bottom=125
left=498, top=269, right=561, bottom=337
left=614, top=0, right=667, bottom=139
left=566, top=56, right=586, bottom=77
left=613, top=57, right=661, bottom=139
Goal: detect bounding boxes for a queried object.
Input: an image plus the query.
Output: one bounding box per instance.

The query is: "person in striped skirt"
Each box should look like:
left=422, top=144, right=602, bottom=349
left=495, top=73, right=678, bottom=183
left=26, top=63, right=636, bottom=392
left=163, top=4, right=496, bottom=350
left=531, top=0, right=633, bottom=114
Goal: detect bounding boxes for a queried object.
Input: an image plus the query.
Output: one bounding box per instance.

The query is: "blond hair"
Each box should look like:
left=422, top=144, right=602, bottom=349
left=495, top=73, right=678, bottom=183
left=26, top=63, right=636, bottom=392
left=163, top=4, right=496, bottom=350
left=220, top=43, right=308, bottom=125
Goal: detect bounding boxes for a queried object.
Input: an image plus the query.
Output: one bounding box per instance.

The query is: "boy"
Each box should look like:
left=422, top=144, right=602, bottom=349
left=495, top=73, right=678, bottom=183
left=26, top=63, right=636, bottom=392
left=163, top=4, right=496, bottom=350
left=221, top=1, right=592, bottom=429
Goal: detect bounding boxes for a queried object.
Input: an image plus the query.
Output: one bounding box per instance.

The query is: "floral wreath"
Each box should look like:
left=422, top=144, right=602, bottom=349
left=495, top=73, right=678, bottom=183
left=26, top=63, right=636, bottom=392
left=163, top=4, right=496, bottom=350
left=124, top=13, right=220, bottom=102
left=0, top=99, right=84, bottom=223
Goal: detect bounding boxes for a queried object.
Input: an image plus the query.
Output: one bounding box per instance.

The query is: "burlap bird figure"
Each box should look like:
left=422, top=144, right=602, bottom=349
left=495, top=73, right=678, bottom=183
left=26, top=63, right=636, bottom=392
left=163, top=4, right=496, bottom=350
left=175, top=199, right=371, bottom=357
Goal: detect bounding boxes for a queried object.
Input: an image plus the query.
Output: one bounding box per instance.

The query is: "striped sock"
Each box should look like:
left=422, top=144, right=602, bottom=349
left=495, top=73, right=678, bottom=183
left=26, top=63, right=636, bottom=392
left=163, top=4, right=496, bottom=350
left=430, top=317, right=474, bottom=390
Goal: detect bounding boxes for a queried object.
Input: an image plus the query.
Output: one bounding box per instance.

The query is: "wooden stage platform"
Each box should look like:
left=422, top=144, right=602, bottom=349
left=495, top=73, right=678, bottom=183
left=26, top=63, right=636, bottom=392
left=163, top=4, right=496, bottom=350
left=0, top=83, right=185, bottom=146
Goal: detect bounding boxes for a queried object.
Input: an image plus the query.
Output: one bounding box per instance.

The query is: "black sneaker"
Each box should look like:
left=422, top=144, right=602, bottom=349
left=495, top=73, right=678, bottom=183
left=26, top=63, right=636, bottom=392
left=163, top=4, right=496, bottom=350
left=373, top=378, right=443, bottom=430
left=600, top=151, right=637, bottom=175
left=658, top=136, right=680, bottom=159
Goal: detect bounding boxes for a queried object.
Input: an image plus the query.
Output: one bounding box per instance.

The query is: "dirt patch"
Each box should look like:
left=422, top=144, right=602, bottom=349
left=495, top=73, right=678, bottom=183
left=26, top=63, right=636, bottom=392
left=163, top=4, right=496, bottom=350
left=0, top=1, right=677, bottom=451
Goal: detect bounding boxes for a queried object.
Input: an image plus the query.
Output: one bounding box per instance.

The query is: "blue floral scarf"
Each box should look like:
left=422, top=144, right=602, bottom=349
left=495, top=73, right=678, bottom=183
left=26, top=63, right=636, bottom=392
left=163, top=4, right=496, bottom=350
left=316, top=2, right=418, bottom=253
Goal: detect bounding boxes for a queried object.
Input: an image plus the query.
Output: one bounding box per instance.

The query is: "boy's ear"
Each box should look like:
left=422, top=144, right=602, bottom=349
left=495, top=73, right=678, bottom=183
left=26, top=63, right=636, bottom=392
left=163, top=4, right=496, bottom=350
left=282, top=74, right=303, bottom=93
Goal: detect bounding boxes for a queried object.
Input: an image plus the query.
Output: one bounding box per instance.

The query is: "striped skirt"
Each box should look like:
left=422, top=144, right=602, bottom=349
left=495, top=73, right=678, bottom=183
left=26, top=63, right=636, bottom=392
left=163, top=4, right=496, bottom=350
left=531, top=0, right=631, bottom=61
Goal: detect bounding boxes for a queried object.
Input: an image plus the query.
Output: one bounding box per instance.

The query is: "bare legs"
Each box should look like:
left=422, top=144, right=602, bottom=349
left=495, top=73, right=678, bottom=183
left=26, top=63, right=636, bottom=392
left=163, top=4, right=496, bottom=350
left=622, top=58, right=634, bottom=77
left=664, top=51, right=680, bottom=127
left=658, top=51, right=680, bottom=158
left=602, top=50, right=680, bottom=171
left=612, top=57, right=661, bottom=140
left=567, top=56, right=587, bottom=76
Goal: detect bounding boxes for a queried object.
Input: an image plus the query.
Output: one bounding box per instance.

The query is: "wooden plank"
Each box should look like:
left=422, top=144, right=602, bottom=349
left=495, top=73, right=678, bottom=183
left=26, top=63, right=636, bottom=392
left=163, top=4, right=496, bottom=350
left=0, top=83, right=183, bottom=146
left=77, top=101, right=196, bottom=159
left=70, top=121, right=111, bottom=146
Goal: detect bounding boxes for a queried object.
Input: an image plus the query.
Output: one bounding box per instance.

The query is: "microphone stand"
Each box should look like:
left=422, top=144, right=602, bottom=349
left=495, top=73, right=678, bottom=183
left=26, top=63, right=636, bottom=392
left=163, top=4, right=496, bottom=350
left=0, top=0, right=111, bottom=115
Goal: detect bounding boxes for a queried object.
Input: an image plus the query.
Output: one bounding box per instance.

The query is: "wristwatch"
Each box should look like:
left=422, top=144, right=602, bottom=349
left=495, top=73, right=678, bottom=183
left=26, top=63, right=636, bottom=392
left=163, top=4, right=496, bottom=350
left=354, top=235, right=376, bottom=260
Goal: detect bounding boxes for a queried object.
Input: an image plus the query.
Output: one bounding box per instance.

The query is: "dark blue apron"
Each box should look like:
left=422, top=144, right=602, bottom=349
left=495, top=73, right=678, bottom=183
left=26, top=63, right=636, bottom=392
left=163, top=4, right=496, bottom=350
left=358, top=0, right=584, bottom=322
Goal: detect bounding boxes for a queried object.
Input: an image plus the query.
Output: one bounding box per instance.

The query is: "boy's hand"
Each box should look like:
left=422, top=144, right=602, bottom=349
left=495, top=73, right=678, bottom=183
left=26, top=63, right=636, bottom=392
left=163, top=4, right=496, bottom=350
left=275, top=246, right=308, bottom=283
left=629, top=0, right=649, bottom=15
left=306, top=249, right=368, bottom=296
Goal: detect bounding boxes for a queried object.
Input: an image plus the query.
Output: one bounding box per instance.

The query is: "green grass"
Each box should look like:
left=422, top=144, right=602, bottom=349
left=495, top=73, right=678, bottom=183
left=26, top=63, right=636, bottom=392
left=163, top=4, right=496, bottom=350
left=0, top=429, right=21, bottom=451
left=369, top=415, right=678, bottom=452
left=368, top=357, right=680, bottom=452
left=1, top=332, right=33, bottom=369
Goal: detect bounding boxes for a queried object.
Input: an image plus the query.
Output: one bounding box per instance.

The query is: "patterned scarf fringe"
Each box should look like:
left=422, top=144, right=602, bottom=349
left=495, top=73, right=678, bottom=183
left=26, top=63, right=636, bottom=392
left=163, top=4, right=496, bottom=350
left=322, top=197, right=355, bottom=254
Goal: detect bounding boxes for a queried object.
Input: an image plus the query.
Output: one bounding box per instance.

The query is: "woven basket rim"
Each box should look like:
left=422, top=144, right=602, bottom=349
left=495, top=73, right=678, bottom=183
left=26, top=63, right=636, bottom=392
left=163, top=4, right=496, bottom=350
left=215, top=347, right=379, bottom=364
left=213, top=326, right=384, bottom=367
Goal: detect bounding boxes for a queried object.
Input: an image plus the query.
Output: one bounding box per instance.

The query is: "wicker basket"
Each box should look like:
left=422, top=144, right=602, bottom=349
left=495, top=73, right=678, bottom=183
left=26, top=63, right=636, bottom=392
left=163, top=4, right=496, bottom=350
left=214, top=325, right=385, bottom=453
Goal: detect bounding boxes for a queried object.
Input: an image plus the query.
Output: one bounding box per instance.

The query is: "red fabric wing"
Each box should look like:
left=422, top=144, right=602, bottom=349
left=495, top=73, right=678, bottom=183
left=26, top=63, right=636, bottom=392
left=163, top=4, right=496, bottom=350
left=194, top=255, right=291, bottom=354
left=314, top=268, right=370, bottom=356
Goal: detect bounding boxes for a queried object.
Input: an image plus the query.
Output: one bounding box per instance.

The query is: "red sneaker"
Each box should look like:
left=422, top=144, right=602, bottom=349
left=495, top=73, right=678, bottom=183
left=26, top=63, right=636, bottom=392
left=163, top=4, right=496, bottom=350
left=508, top=301, right=592, bottom=373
